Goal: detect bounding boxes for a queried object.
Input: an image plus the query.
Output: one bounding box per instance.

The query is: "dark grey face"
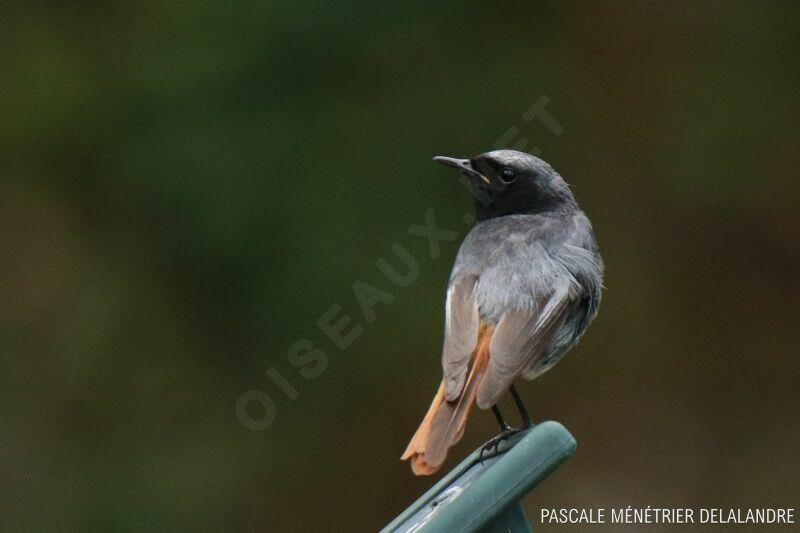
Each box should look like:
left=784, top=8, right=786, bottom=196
left=434, top=149, right=574, bottom=221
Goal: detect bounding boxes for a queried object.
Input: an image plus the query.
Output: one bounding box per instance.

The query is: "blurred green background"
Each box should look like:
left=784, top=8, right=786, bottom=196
left=2, top=1, right=799, bottom=531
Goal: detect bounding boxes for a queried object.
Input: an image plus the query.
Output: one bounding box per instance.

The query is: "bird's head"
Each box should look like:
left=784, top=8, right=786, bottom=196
left=433, top=149, right=575, bottom=221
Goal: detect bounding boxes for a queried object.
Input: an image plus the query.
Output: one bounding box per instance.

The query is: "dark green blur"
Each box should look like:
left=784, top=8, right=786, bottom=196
left=2, top=2, right=798, bottom=531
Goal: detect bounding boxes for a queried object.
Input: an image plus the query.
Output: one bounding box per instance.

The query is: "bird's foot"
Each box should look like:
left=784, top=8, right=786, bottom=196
left=478, top=426, right=526, bottom=461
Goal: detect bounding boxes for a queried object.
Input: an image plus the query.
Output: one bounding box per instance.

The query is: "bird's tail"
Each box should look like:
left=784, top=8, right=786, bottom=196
left=401, top=327, right=491, bottom=475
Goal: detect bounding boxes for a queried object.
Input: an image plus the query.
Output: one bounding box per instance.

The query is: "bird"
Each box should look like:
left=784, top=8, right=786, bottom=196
left=401, top=149, right=603, bottom=476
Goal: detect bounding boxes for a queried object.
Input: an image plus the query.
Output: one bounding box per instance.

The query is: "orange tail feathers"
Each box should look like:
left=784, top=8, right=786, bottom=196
left=400, top=381, right=448, bottom=475
left=401, top=326, right=492, bottom=476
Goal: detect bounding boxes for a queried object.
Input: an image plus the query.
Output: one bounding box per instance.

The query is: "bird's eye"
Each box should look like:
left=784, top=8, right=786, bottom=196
left=500, top=168, right=516, bottom=183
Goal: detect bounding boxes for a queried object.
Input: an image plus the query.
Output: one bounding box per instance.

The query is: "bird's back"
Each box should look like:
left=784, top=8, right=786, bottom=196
left=451, top=210, right=602, bottom=377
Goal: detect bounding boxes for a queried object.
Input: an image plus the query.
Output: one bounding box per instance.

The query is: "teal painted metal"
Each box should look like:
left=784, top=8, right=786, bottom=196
left=480, top=503, right=533, bottom=533
left=382, top=421, right=576, bottom=533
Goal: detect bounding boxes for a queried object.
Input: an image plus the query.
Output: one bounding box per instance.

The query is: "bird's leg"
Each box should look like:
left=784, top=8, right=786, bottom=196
left=480, top=388, right=534, bottom=461
left=491, top=405, right=511, bottom=432
left=480, top=405, right=521, bottom=461
left=509, top=384, right=533, bottom=427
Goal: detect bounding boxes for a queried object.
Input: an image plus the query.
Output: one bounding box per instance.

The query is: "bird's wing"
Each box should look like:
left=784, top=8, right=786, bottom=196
left=475, top=282, right=572, bottom=409
left=442, top=273, right=480, bottom=401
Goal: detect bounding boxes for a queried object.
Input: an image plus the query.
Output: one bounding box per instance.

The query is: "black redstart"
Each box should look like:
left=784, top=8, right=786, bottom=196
left=402, top=150, right=603, bottom=475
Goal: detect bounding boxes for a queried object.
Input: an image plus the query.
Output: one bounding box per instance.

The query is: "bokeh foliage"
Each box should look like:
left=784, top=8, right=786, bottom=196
left=2, top=2, right=799, bottom=531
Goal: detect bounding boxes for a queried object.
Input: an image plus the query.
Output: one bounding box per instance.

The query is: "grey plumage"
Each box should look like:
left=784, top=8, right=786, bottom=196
left=442, top=152, right=603, bottom=407
left=403, top=149, right=603, bottom=475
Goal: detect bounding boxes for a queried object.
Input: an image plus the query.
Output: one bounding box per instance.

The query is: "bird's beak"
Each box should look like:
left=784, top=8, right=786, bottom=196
left=433, top=156, right=491, bottom=185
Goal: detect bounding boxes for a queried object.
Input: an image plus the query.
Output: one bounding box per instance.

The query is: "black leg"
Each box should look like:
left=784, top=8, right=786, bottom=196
left=480, top=387, right=533, bottom=462
left=509, top=384, right=532, bottom=427
left=480, top=406, right=525, bottom=461
left=491, top=405, right=511, bottom=432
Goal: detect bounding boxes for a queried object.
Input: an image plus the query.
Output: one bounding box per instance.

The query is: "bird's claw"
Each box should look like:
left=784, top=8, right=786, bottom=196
left=478, top=427, right=523, bottom=462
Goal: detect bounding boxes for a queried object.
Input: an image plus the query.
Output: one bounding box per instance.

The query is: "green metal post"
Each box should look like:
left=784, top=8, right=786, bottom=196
left=382, top=420, right=576, bottom=533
